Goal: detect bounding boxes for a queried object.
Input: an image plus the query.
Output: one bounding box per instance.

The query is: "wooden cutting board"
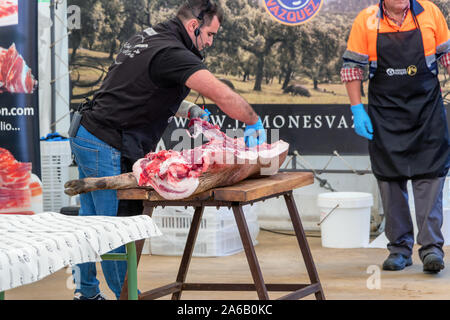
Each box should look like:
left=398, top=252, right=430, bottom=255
left=117, top=188, right=213, bottom=201
left=117, top=172, right=314, bottom=202
left=213, top=172, right=314, bottom=202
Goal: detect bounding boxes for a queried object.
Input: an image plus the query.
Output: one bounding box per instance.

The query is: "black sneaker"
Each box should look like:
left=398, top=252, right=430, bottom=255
left=73, top=292, right=107, bottom=300
left=382, top=253, right=412, bottom=271
left=423, top=253, right=445, bottom=273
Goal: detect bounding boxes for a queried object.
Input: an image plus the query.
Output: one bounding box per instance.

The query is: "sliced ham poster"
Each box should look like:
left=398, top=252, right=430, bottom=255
left=0, top=43, right=38, bottom=94
left=0, top=0, right=40, bottom=178
left=0, top=0, right=18, bottom=27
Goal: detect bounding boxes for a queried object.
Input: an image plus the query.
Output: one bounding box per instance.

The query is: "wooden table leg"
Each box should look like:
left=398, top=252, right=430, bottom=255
left=119, top=206, right=155, bottom=300
left=171, top=206, right=205, bottom=300
left=284, top=192, right=325, bottom=300
left=232, top=205, right=270, bottom=300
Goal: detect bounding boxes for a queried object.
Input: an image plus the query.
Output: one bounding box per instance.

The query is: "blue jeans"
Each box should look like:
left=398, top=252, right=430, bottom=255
left=70, top=125, right=127, bottom=299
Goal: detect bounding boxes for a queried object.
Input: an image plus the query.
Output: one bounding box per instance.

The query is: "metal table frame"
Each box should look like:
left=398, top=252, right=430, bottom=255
left=103, top=242, right=139, bottom=300
left=120, top=190, right=325, bottom=300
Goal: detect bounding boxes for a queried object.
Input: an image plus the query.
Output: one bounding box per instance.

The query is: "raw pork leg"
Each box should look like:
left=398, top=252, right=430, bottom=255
left=65, top=119, right=289, bottom=200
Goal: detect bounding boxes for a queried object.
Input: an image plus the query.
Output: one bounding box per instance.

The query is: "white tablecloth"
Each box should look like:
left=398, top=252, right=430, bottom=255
left=0, top=212, right=162, bottom=292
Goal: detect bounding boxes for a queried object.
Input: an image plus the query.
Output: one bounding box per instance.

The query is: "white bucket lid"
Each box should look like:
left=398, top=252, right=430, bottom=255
left=317, top=192, right=373, bottom=209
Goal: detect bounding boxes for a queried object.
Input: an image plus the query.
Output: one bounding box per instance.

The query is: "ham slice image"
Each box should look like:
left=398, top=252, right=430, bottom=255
left=0, top=147, right=32, bottom=212
left=0, top=0, right=18, bottom=20
left=0, top=147, right=31, bottom=189
left=0, top=43, right=38, bottom=94
left=65, top=119, right=289, bottom=200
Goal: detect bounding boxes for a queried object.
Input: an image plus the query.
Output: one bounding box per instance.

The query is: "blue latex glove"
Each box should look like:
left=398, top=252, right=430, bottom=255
left=351, top=104, right=373, bottom=140
left=202, top=108, right=211, bottom=121
left=244, top=117, right=267, bottom=148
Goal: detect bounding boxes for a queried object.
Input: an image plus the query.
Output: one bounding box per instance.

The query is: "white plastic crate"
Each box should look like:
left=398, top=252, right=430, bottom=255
left=150, top=206, right=259, bottom=257
left=40, top=140, right=72, bottom=212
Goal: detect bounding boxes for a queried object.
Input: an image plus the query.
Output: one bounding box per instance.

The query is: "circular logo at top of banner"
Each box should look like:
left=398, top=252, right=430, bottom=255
left=262, top=0, right=324, bottom=26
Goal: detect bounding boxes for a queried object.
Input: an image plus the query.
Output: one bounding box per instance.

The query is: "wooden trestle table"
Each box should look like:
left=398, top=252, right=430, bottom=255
left=118, top=172, right=325, bottom=300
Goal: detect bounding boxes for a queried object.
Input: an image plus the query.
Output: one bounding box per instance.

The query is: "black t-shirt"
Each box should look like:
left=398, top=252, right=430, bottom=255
left=80, top=18, right=206, bottom=155
left=149, top=46, right=206, bottom=88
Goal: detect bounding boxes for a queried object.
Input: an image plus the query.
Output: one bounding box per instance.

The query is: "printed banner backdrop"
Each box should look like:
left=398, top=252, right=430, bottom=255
left=160, top=104, right=450, bottom=156
left=67, top=0, right=448, bottom=107
left=65, top=0, right=449, bottom=155
left=0, top=0, right=40, bottom=177
left=160, top=104, right=368, bottom=155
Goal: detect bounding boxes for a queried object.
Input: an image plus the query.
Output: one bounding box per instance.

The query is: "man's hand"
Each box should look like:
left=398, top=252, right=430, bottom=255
left=244, top=117, right=266, bottom=148
left=351, top=103, right=373, bottom=140
left=188, top=105, right=211, bottom=121
left=177, top=100, right=210, bottom=121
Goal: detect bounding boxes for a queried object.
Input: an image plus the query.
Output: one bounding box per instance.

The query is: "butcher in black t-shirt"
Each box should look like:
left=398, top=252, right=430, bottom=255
left=69, top=0, right=267, bottom=301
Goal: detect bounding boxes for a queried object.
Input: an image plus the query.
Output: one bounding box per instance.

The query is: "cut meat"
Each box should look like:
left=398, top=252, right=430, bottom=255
left=65, top=119, right=289, bottom=200
left=0, top=147, right=32, bottom=212
left=132, top=119, right=289, bottom=199
left=0, top=0, right=17, bottom=20
left=132, top=150, right=201, bottom=199
left=0, top=43, right=38, bottom=94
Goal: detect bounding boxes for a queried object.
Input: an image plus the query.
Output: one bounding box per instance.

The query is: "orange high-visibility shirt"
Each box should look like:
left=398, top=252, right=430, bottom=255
left=346, top=0, right=449, bottom=67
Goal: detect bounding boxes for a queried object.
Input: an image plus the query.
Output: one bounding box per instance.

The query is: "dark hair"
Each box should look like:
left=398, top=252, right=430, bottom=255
left=177, top=0, right=223, bottom=25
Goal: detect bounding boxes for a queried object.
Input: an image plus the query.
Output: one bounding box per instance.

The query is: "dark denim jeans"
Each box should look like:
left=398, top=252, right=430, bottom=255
left=70, top=125, right=127, bottom=299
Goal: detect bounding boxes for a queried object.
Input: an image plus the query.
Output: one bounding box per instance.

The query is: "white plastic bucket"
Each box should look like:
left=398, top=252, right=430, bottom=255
left=318, top=192, right=373, bottom=248
left=442, top=208, right=450, bottom=246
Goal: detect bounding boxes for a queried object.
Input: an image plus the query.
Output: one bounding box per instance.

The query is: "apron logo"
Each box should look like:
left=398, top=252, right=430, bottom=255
left=386, top=68, right=407, bottom=77
left=407, top=65, right=417, bottom=77
left=262, top=0, right=323, bottom=26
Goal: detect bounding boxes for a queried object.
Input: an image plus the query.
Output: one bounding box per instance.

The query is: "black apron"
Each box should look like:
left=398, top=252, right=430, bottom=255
left=368, top=12, right=450, bottom=181
left=116, top=71, right=190, bottom=216
left=117, top=101, right=182, bottom=217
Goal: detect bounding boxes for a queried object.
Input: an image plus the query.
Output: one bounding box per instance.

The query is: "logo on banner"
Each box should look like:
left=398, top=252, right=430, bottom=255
left=262, top=0, right=324, bottom=26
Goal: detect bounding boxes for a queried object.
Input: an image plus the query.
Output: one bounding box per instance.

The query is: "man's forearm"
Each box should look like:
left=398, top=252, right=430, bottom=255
left=345, top=80, right=362, bottom=106
left=218, top=92, right=258, bottom=125
left=185, top=70, right=258, bottom=125
left=447, top=65, right=450, bottom=76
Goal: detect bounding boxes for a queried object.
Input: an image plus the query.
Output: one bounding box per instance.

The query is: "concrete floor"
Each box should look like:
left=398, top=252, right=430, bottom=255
left=4, top=230, right=450, bottom=300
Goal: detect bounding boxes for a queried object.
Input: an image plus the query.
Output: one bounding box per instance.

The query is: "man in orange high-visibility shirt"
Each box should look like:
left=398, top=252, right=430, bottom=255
left=342, top=0, right=450, bottom=273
